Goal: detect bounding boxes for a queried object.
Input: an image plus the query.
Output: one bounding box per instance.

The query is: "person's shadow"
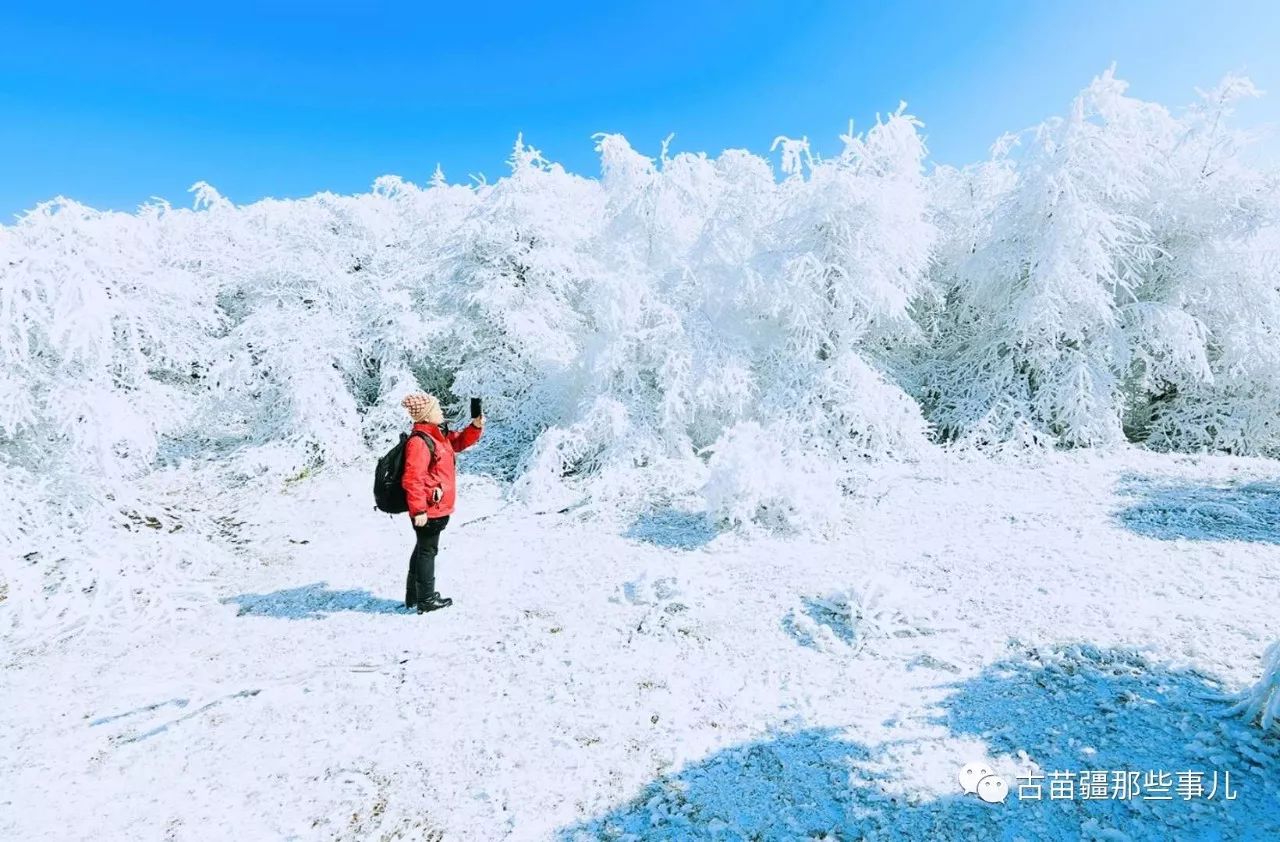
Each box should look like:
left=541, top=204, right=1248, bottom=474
left=221, top=582, right=407, bottom=619
left=558, top=644, right=1280, bottom=840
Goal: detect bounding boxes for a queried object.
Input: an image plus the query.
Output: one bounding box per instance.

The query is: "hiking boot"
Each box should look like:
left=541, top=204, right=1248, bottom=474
left=416, top=592, right=453, bottom=614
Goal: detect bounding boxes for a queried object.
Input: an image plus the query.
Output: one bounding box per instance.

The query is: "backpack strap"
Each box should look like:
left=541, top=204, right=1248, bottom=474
left=410, top=430, right=436, bottom=462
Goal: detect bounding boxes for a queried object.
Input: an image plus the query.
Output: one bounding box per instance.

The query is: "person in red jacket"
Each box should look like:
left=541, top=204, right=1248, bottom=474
left=400, top=392, right=483, bottom=614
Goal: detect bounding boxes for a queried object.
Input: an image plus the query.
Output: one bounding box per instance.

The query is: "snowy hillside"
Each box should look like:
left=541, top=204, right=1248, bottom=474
left=3, top=68, right=1280, bottom=840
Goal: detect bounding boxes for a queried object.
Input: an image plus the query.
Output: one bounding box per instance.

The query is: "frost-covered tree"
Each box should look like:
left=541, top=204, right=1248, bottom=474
left=1, top=198, right=218, bottom=482
left=181, top=186, right=370, bottom=471
left=924, top=70, right=1165, bottom=447
left=756, top=108, right=936, bottom=466
left=430, top=137, right=607, bottom=485
left=565, top=111, right=938, bottom=531
left=1130, top=78, right=1280, bottom=456
left=511, top=134, right=749, bottom=512
left=924, top=69, right=1280, bottom=454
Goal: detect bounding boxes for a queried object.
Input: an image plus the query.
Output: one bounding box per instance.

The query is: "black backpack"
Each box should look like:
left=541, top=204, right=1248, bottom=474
left=373, top=430, right=435, bottom=514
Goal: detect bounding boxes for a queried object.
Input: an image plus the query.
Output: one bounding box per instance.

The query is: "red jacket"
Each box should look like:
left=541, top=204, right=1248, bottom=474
left=401, top=421, right=482, bottom=518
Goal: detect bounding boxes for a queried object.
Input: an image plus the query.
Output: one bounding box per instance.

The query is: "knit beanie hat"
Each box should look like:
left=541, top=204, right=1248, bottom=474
left=401, top=392, right=440, bottom=423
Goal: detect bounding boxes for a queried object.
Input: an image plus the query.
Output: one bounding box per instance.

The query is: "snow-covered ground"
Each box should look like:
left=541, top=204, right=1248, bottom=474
left=4, top=449, right=1280, bottom=841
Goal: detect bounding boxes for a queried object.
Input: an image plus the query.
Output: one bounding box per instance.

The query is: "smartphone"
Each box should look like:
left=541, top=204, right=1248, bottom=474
left=470, top=397, right=482, bottom=419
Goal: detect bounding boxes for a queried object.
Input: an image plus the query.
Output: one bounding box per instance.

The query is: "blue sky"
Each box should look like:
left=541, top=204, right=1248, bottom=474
left=2, top=0, right=1277, bottom=218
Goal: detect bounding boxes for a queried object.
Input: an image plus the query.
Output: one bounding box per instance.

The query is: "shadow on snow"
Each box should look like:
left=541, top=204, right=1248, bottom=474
left=1116, top=477, right=1280, bottom=544
left=781, top=596, right=859, bottom=650
left=558, top=644, right=1280, bottom=841
left=221, top=581, right=407, bottom=619
left=624, top=508, right=721, bottom=551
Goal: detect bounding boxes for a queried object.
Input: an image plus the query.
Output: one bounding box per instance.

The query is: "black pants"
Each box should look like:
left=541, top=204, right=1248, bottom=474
left=406, top=515, right=450, bottom=608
